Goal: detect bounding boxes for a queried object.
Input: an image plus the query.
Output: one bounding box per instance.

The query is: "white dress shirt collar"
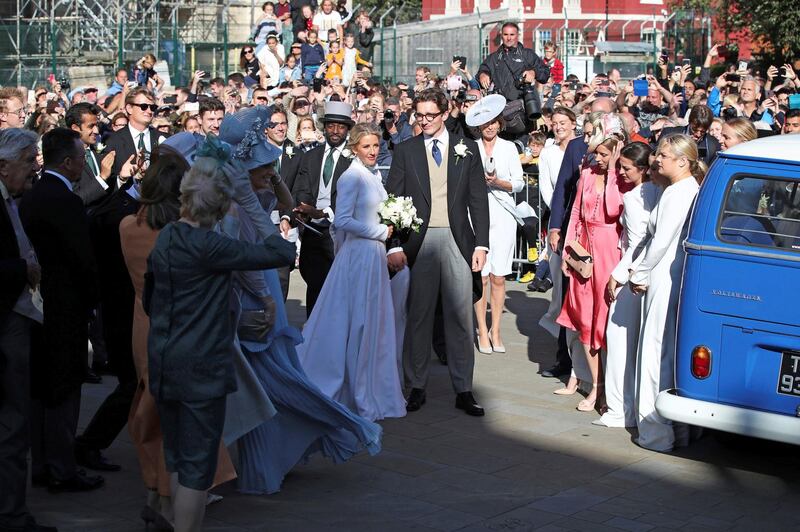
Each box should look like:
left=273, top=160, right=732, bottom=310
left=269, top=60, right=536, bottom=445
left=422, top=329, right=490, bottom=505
left=44, top=170, right=74, bottom=192
left=423, top=127, right=450, bottom=153
left=129, top=124, right=150, bottom=152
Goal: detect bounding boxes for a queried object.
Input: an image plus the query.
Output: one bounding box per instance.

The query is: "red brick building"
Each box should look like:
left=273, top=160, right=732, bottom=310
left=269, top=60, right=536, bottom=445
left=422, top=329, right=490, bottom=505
left=422, top=0, right=673, bottom=56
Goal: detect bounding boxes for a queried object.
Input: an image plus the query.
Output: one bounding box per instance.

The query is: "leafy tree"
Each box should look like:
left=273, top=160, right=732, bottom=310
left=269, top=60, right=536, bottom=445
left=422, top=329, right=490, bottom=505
left=670, top=0, right=800, bottom=62
left=351, top=0, right=422, bottom=26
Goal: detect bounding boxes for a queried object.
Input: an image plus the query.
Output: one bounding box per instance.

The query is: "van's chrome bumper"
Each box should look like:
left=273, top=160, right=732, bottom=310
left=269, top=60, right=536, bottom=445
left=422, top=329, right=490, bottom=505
left=656, top=389, right=800, bottom=446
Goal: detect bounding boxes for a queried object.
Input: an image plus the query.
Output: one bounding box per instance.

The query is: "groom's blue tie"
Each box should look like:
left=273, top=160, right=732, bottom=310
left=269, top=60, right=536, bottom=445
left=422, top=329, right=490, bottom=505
left=431, top=139, right=442, bottom=167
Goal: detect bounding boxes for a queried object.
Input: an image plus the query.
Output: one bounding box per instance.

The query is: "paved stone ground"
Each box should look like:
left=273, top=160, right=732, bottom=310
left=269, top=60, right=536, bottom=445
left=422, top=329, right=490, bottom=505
left=28, top=279, right=800, bottom=531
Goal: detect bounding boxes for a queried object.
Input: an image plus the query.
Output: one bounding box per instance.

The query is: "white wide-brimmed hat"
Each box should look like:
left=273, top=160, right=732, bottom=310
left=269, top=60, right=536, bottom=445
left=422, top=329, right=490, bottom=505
left=465, top=94, right=506, bottom=127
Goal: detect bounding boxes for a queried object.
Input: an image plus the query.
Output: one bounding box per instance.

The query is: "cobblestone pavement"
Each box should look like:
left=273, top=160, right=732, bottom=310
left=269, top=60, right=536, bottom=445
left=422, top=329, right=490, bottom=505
left=28, top=280, right=800, bottom=531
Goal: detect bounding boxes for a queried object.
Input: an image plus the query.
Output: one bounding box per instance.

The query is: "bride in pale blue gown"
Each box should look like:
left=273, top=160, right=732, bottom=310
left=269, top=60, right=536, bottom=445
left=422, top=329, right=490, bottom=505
left=296, top=124, right=407, bottom=422
left=217, top=106, right=382, bottom=495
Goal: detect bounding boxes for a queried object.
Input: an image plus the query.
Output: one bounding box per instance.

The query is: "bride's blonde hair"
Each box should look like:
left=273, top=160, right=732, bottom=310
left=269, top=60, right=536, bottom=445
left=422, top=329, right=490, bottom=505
left=346, top=123, right=382, bottom=151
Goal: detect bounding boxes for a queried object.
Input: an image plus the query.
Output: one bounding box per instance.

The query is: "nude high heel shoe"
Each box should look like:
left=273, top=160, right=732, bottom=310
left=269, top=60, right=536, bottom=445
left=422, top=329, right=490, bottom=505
left=553, top=376, right=579, bottom=395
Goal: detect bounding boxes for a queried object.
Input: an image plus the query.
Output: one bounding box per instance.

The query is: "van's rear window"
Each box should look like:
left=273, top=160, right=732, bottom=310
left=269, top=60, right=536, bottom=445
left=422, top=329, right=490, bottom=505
left=718, top=176, right=800, bottom=252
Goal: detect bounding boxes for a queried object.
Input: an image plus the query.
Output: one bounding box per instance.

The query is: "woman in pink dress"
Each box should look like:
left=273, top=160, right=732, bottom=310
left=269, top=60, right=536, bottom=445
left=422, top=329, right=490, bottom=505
left=557, top=114, right=631, bottom=412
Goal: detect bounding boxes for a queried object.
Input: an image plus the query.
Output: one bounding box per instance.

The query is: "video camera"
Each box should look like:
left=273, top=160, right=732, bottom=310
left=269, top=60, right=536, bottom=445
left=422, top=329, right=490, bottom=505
left=516, top=76, right=542, bottom=120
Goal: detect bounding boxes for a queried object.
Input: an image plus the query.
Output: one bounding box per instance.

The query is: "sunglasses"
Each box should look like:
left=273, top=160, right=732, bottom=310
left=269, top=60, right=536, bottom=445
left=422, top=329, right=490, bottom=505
left=255, top=96, right=269, bottom=102
left=244, top=49, right=254, bottom=54
left=131, top=103, right=158, bottom=112
left=295, top=101, right=310, bottom=108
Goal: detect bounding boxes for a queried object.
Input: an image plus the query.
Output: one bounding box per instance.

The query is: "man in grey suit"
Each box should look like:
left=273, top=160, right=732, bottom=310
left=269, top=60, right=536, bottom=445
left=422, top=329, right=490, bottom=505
left=387, top=89, right=490, bottom=416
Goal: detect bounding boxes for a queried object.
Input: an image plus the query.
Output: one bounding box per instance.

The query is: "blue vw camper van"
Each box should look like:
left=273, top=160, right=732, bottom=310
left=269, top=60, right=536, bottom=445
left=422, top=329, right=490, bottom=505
left=656, top=135, right=800, bottom=445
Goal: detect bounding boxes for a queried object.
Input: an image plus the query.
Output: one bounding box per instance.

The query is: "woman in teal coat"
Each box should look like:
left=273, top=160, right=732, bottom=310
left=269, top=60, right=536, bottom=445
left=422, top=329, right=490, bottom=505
left=145, top=152, right=294, bottom=532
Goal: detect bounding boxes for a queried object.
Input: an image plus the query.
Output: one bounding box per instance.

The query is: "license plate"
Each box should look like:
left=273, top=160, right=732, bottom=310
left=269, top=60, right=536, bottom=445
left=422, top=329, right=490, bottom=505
left=777, top=351, right=800, bottom=397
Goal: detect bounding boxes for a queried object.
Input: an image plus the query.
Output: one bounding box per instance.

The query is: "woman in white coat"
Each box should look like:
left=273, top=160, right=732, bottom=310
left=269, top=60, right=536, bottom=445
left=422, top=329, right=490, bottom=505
left=596, top=142, right=661, bottom=428
left=629, top=134, right=705, bottom=451
left=467, top=95, right=524, bottom=353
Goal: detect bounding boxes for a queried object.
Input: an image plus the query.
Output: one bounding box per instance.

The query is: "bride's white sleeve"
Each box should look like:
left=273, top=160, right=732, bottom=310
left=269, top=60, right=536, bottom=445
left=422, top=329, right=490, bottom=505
left=334, top=171, right=389, bottom=241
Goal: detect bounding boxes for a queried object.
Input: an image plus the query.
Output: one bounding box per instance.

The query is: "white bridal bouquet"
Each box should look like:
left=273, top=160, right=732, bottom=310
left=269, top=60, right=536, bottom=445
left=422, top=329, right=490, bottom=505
left=378, top=194, right=423, bottom=248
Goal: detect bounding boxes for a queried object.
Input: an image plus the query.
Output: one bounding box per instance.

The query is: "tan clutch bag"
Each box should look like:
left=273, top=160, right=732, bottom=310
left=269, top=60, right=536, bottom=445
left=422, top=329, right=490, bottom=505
left=564, top=240, right=594, bottom=280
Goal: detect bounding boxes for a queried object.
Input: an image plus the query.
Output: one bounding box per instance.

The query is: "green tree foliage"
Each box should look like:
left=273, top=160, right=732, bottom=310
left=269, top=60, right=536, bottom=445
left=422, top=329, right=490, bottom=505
left=671, top=0, right=800, bottom=62
left=352, top=0, right=423, bottom=25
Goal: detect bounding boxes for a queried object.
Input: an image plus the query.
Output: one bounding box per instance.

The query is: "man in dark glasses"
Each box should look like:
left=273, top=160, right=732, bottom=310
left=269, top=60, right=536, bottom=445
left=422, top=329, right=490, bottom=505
left=100, top=86, right=166, bottom=187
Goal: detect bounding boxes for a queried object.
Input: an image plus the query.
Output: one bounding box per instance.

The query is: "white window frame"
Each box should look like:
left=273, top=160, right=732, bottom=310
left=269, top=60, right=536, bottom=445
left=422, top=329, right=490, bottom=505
left=536, top=29, right=552, bottom=56
left=565, top=29, right=581, bottom=55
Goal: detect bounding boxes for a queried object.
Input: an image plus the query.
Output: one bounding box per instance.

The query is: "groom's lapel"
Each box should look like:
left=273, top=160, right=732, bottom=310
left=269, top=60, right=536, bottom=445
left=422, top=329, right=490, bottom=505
left=447, top=135, right=467, bottom=217
left=412, top=135, right=431, bottom=207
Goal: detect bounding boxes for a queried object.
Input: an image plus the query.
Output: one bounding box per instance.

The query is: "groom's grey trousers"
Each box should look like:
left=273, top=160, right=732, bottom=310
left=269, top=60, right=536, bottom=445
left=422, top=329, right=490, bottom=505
left=403, top=227, right=474, bottom=393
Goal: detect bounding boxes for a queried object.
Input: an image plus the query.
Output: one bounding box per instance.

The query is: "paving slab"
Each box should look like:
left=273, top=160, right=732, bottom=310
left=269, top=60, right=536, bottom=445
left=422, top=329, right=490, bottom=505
left=25, top=280, right=800, bottom=531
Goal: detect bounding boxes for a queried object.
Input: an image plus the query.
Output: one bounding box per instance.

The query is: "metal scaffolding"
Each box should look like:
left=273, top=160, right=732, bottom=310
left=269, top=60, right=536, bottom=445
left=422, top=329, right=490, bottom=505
left=0, top=0, right=232, bottom=88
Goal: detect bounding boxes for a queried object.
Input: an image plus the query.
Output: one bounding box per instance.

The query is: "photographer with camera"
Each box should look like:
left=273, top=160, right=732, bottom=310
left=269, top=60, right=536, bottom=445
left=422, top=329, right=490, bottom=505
left=382, top=97, right=412, bottom=148
left=477, top=22, right=550, bottom=135
left=445, top=88, right=482, bottom=140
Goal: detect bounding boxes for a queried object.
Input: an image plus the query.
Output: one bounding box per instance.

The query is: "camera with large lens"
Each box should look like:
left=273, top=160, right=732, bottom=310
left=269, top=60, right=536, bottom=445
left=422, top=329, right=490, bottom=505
left=58, top=76, right=71, bottom=92
left=516, top=76, right=542, bottom=120
left=383, top=109, right=395, bottom=122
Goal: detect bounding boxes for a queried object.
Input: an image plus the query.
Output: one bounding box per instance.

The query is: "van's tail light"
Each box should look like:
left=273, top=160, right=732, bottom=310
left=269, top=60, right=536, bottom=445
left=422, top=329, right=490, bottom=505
left=691, top=346, right=712, bottom=379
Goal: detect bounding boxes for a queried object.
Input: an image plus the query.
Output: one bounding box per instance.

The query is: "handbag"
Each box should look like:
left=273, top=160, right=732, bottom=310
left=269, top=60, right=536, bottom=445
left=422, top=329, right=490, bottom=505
left=564, top=239, right=593, bottom=280
left=238, top=297, right=277, bottom=343
left=497, top=56, right=528, bottom=134
left=502, top=99, right=527, bottom=135
left=563, top=169, right=594, bottom=279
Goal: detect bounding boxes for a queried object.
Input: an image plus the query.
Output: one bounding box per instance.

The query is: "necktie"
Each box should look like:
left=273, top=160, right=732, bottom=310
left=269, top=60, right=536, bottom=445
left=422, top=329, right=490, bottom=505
left=431, top=139, right=442, bottom=167
left=85, top=150, right=98, bottom=176
left=138, top=132, right=145, bottom=152
left=322, top=148, right=335, bottom=187
left=275, top=152, right=282, bottom=174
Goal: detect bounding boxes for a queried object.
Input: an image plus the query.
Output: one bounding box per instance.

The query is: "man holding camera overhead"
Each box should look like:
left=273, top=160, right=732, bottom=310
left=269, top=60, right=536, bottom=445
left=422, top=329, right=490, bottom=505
left=476, top=22, right=550, bottom=102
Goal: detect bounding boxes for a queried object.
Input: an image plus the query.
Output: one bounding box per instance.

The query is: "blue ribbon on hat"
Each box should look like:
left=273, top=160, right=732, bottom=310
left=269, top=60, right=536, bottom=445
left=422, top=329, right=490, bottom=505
left=232, top=116, right=265, bottom=161
left=196, top=134, right=232, bottom=164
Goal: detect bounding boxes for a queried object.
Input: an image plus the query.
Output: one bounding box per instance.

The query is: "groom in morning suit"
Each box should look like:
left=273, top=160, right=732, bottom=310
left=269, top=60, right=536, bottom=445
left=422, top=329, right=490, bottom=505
left=386, top=89, right=490, bottom=416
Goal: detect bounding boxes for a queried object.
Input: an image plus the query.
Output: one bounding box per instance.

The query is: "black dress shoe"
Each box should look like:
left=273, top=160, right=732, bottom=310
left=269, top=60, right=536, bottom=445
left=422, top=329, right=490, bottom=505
left=536, top=278, right=553, bottom=293
left=540, top=364, right=571, bottom=378
left=31, top=470, right=51, bottom=487
left=47, top=470, right=104, bottom=493
left=76, top=447, right=121, bottom=472
left=455, top=392, right=485, bottom=416
left=91, top=360, right=112, bottom=375
left=24, top=523, right=58, bottom=532
left=84, top=369, right=102, bottom=384
left=406, top=388, right=426, bottom=412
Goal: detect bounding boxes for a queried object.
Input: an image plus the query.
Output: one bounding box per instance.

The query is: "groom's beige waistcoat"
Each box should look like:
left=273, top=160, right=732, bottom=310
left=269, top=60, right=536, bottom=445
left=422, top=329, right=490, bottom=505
left=426, top=146, right=449, bottom=228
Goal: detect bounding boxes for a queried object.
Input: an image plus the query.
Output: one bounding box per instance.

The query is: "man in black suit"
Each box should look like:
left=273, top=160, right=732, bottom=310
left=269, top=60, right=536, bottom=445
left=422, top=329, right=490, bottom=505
left=67, top=103, right=114, bottom=382
left=19, top=128, right=104, bottom=493
left=67, top=103, right=117, bottom=210
left=101, top=86, right=166, bottom=186
left=291, top=101, right=354, bottom=316
left=386, top=89, right=490, bottom=416
left=0, top=128, right=57, bottom=532
left=267, top=108, right=300, bottom=301
left=72, top=160, right=143, bottom=472
left=660, top=104, right=720, bottom=166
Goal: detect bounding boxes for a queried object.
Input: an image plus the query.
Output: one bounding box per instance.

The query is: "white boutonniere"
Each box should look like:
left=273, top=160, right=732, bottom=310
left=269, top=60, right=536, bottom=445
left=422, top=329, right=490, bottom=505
left=95, top=142, right=105, bottom=153
left=341, top=147, right=354, bottom=159
left=453, top=139, right=471, bottom=162
left=285, top=145, right=295, bottom=159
